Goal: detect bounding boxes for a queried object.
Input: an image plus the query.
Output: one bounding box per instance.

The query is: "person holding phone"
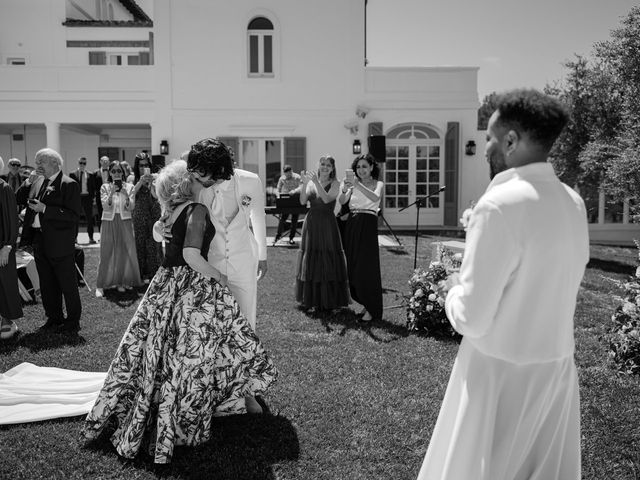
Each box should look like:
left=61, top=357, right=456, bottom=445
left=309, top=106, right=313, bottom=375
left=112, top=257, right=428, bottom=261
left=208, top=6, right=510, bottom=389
left=131, top=152, right=163, bottom=284
left=338, top=154, right=384, bottom=322
left=95, top=160, right=142, bottom=297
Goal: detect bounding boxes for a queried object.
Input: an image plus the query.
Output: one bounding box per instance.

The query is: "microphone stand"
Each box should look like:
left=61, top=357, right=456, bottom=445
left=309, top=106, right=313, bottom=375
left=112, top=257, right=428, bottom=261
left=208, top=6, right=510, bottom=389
left=399, top=186, right=446, bottom=269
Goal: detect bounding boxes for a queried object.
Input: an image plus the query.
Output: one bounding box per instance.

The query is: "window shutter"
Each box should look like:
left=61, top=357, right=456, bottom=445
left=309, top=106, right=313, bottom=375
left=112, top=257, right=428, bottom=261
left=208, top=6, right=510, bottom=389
left=139, top=51, right=150, bottom=65
left=368, top=122, right=383, bottom=136
left=284, top=137, right=306, bottom=174
left=443, top=122, right=460, bottom=226
left=216, top=137, right=239, bottom=163
left=89, top=51, right=106, bottom=65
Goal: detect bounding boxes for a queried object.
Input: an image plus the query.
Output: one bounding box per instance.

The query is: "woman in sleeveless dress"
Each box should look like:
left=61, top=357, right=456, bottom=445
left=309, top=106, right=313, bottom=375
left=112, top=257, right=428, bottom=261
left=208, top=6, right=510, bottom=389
left=81, top=160, right=277, bottom=464
left=295, top=155, right=349, bottom=311
left=338, top=154, right=384, bottom=322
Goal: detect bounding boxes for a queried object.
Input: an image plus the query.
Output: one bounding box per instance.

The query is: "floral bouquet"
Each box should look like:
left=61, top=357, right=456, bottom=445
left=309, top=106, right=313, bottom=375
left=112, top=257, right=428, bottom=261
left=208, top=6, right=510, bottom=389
left=405, top=246, right=462, bottom=338
left=609, top=240, right=640, bottom=375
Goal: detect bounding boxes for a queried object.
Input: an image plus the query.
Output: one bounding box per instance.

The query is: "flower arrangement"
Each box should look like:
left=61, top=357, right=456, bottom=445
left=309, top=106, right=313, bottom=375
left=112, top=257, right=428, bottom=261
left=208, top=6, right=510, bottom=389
left=241, top=194, right=252, bottom=207
left=405, top=246, right=462, bottom=338
left=609, top=240, right=640, bottom=376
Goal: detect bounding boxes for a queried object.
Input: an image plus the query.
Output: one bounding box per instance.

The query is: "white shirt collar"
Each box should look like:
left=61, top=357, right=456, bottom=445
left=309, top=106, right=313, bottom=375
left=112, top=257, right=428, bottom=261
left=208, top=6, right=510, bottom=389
left=486, top=161, right=556, bottom=193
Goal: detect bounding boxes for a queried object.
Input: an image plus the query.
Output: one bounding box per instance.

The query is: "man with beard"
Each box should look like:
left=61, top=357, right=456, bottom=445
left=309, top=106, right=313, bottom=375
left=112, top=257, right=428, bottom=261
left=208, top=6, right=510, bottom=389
left=417, top=89, right=587, bottom=480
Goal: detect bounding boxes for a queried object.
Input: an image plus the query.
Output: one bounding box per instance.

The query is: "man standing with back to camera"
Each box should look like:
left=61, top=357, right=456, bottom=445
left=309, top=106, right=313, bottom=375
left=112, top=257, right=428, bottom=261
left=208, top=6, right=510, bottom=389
left=417, top=89, right=588, bottom=480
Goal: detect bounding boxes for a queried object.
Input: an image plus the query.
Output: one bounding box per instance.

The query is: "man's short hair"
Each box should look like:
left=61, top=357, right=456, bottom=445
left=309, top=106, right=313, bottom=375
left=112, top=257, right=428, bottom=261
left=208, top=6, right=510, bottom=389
left=283, top=164, right=292, bottom=173
left=8, top=158, right=21, bottom=167
left=495, top=89, right=569, bottom=152
left=187, top=138, right=234, bottom=182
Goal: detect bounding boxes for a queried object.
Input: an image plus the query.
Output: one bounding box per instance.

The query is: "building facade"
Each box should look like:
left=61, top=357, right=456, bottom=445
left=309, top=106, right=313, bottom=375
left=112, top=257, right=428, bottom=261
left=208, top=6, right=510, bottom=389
left=0, top=0, right=636, bottom=241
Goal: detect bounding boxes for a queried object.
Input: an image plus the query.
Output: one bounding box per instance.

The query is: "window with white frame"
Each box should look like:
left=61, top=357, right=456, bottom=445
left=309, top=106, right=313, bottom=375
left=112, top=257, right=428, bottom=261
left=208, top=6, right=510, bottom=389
left=247, top=17, right=274, bottom=77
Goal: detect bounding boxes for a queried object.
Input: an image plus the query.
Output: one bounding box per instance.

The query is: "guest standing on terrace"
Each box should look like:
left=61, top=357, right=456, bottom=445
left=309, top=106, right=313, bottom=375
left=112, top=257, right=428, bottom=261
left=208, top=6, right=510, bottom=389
left=273, top=164, right=302, bottom=245
left=338, top=154, right=384, bottom=322
left=295, top=155, right=349, bottom=311
left=417, top=89, right=587, bottom=480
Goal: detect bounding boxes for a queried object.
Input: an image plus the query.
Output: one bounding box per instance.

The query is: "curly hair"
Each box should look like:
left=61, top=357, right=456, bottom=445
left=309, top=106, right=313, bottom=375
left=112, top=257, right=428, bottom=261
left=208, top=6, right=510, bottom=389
left=187, top=138, right=234, bottom=182
left=494, top=89, right=569, bottom=152
left=154, top=160, right=193, bottom=220
left=350, top=154, right=379, bottom=180
left=318, top=155, right=337, bottom=179
left=132, top=151, right=152, bottom=183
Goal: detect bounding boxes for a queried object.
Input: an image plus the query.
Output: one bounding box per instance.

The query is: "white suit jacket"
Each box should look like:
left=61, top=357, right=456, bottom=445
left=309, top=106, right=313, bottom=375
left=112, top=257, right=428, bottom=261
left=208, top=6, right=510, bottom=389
left=198, top=169, right=267, bottom=277
left=100, top=182, right=135, bottom=221
left=445, top=162, right=589, bottom=364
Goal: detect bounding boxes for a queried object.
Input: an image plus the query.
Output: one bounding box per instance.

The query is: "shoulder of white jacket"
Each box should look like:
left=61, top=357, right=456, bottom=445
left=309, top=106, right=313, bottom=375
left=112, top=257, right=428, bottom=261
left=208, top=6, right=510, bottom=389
left=234, top=169, right=259, bottom=180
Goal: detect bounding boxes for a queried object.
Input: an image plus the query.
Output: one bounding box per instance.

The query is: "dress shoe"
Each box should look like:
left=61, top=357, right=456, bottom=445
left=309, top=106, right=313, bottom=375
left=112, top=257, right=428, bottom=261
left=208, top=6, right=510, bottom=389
left=288, top=239, right=295, bottom=245
left=57, top=323, right=80, bottom=334
left=0, top=321, right=18, bottom=340
left=89, top=239, right=97, bottom=244
left=39, top=319, right=64, bottom=331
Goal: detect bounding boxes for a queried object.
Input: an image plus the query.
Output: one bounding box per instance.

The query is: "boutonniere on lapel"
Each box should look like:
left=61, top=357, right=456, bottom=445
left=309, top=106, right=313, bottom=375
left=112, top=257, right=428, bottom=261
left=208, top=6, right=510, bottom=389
left=45, top=185, right=55, bottom=194
left=241, top=194, right=252, bottom=207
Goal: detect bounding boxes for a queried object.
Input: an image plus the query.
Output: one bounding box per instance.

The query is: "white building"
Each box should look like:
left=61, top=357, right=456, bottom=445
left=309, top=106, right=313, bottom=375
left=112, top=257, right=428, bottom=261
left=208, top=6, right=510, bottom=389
left=0, top=0, right=637, bottom=243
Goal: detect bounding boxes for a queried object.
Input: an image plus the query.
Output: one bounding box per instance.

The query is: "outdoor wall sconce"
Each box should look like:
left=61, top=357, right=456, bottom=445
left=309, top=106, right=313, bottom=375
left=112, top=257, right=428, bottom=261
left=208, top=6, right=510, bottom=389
left=160, top=140, right=169, bottom=155
left=465, top=140, right=476, bottom=156
left=352, top=139, right=362, bottom=154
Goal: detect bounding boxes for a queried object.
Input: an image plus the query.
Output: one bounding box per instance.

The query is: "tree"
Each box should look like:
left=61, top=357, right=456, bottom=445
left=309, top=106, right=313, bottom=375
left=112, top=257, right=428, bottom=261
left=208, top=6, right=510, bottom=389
left=477, top=92, right=499, bottom=130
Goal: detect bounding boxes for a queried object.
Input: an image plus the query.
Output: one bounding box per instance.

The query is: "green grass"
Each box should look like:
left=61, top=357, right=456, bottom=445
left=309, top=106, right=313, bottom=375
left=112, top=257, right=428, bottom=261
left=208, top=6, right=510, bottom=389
left=1, top=237, right=639, bottom=480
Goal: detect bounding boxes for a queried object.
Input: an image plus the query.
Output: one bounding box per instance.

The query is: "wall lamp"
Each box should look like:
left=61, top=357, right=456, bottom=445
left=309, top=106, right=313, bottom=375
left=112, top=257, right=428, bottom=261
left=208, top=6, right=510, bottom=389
left=352, top=139, right=362, bottom=155
left=465, top=140, right=476, bottom=156
left=160, top=140, right=169, bottom=155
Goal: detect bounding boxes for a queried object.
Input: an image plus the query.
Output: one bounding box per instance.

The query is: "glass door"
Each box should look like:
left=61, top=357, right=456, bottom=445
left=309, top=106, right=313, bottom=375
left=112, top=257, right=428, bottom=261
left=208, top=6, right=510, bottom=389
left=383, top=141, right=443, bottom=225
left=239, top=139, right=283, bottom=225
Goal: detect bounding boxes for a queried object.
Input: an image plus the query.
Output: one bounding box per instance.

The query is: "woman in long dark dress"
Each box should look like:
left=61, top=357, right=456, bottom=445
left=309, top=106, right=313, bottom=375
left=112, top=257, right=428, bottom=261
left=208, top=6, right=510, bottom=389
left=295, top=155, right=349, bottom=310
left=131, top=152, right=163, bottom=283
left=0, top=157, right=22, bottom=340
left=81, top=160, right=277, bottom=464
left=338, top=154, right=384, bottom=322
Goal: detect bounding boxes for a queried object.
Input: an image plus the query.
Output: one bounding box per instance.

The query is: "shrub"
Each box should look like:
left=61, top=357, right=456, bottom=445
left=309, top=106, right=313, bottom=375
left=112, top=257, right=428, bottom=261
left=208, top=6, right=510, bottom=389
left=609, top=241, right=640, bottom=375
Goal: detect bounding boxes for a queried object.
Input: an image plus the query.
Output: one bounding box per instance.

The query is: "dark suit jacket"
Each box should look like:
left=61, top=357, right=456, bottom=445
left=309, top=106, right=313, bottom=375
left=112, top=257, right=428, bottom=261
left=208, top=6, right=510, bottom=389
left=70, top=169, right=97, bottom=198
left=93, top=169, right=109, bottom=211
left=21, top=171, right=81, bottom=257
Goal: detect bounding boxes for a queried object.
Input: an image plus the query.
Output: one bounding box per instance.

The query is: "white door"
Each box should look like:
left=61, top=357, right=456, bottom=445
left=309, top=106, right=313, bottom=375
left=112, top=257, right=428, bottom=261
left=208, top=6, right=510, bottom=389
left=382, top=140, right=444, bottom=226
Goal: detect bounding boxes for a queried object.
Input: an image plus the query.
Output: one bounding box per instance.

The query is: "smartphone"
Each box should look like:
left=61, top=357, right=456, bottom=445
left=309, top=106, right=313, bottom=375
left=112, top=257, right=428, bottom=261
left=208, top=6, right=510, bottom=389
left=142, top=167, right=151, bottom=176
left=114, top=179, right=123, bottom=191
left=345, top=170, right=355, bottom=182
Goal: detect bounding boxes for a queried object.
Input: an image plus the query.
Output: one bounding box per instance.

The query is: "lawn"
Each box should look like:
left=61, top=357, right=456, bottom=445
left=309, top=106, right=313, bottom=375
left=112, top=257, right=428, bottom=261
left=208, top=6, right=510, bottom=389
left=0, top=235, right=639, bottom=480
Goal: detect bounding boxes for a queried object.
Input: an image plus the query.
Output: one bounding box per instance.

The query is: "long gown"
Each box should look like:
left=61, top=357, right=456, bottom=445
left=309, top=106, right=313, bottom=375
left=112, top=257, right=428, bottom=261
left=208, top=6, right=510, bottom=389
left=295, top=182, right=350, bottom=310
left=132, top=183, right=163, bottom=281
left=81, top=202, right=278, bottom=463
left=0, top=179, right=22, bottom=321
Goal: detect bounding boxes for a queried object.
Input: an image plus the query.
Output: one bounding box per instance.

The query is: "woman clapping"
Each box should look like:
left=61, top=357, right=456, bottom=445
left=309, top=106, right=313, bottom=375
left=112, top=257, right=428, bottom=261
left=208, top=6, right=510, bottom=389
left=295, top=155, right=349, bottom=311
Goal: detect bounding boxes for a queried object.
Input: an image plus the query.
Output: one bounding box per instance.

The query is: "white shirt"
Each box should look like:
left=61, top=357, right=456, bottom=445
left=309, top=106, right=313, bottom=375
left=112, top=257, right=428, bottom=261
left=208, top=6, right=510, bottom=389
left=445, top=162, right=589, bottom=364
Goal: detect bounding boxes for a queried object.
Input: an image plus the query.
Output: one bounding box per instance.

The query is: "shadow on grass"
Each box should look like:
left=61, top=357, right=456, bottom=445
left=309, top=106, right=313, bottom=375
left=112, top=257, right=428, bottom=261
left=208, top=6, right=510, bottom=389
left=89, top=414, right=299, bottom=480
left=587, top=257, right=635, bottom=276
left=99, top=287, right=146, bottom=308
left=0, top=329, right=86, bottom=354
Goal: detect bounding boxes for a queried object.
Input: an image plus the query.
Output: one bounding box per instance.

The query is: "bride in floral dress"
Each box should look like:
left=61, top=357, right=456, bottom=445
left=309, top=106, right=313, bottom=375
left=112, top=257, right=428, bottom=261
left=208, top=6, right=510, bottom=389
left=81, top=160, right=277, bottom=464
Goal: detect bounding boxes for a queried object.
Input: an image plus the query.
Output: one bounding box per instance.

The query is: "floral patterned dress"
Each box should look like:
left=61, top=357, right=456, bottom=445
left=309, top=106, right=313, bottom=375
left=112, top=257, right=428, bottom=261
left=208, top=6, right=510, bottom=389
left=81, top=202, right=277, bottom=464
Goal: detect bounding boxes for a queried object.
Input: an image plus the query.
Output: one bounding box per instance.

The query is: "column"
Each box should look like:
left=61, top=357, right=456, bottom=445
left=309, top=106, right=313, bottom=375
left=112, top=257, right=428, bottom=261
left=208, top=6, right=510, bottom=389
left=598, top=188, right=605, bottom=224
left=45, top=122, right=61, bottom=153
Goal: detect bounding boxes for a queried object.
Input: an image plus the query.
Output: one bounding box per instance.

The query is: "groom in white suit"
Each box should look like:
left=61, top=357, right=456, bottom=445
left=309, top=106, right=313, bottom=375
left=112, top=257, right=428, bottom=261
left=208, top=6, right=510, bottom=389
left=185, top=138, right=267, bottom=329
left=417, top=90, right=588, bottom=479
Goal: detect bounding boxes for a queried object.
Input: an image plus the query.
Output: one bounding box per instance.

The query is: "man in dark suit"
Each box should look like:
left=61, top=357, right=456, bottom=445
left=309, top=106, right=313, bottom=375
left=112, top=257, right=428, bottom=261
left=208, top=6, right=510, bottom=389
left=0, top=157, right=23, bottom=193
left=94, top=155, right=111, bottom=230
left=70, top=156, right=97, bottom=244
left=22, top=148, right=82, bottom=334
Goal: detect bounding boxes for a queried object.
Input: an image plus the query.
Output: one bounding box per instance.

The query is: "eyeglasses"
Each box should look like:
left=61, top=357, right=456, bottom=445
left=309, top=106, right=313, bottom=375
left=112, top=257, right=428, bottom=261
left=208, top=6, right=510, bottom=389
left=110, top=169, right=123, bottom=173
left=79, top=162, right=86, bottom=165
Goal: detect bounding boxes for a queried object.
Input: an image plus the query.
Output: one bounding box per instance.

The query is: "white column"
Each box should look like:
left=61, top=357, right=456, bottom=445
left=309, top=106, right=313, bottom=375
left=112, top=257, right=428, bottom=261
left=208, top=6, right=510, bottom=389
left=45, top=122, right=61, bottom=154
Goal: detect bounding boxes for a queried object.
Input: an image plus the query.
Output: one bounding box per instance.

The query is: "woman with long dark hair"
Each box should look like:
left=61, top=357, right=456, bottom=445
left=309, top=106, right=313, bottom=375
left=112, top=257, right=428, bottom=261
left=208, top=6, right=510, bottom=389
left=338, top=154, right=384, bottom=321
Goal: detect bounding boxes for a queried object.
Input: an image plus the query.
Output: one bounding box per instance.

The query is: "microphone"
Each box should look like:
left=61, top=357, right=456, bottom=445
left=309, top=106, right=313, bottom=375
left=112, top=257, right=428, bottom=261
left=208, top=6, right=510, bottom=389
left=425, top=185, right=446, bottom=198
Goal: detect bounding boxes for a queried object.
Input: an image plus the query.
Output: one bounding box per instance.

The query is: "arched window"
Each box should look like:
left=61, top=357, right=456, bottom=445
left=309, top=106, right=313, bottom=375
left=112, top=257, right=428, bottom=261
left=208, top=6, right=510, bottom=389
left=248, top=16, right=274, bottom=77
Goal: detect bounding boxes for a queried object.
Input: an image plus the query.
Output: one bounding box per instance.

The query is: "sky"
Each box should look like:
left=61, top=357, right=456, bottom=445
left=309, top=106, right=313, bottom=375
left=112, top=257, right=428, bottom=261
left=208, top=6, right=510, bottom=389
left=367, top=0, right=638, bottom=100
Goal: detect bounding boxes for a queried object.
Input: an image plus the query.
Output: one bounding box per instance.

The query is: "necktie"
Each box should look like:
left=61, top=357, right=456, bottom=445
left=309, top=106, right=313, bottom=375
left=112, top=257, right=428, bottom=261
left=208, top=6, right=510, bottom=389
left=211, top=188, right=224, bottom=221
left=36, top=178, right=50, bottom=200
